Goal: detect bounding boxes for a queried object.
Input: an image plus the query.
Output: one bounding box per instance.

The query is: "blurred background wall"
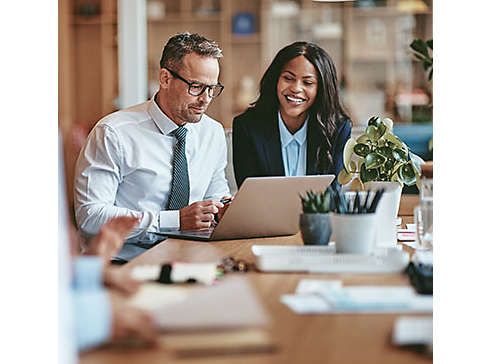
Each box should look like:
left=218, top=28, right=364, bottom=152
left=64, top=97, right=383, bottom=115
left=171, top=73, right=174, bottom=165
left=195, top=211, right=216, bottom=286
left=59, top=0, right=433, bottom=200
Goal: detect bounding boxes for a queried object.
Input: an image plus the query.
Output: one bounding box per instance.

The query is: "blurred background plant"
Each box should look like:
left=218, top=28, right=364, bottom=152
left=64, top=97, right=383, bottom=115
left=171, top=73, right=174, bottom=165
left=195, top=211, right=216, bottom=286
left=410, top=38, right=433, bottom=81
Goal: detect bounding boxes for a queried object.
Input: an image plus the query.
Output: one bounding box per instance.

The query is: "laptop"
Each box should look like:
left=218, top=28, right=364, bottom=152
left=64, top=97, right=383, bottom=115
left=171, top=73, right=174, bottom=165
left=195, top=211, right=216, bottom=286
left=155, top=175, right=335, bottom=241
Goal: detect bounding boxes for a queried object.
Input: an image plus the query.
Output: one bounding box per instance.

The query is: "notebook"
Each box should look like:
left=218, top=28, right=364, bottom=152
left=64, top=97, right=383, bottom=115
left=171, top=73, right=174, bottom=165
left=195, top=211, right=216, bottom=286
left=155, top=175, right=335, bottom=241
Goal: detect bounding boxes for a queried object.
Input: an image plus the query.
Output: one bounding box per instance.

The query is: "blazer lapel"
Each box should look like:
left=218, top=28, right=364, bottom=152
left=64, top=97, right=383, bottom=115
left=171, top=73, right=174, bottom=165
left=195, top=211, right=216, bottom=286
left=261, top=112, right=285, bottom=176
left=306, top=120, right=322, bottom=175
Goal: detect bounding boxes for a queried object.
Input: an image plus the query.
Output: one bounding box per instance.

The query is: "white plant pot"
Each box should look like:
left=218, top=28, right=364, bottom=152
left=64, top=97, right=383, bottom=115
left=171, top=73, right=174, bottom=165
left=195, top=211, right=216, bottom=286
left=364, top=181, right=402, bottom=247
left=329, top=213, right=377, bottom=254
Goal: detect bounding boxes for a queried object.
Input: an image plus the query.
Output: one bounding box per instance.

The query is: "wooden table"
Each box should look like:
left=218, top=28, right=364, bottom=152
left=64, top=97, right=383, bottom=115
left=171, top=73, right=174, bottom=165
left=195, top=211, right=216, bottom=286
left=80, top=195, right=430, bottom=364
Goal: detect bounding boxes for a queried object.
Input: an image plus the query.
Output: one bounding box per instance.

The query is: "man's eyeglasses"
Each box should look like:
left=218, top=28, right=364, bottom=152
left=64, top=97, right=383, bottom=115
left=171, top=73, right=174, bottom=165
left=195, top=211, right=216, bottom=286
left=165, top=67, right=224, bottom=98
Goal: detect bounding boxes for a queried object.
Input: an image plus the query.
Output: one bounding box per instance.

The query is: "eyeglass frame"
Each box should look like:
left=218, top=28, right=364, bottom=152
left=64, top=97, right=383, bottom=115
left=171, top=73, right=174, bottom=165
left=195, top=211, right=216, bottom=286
left=164, top=67, right=224, bottom=98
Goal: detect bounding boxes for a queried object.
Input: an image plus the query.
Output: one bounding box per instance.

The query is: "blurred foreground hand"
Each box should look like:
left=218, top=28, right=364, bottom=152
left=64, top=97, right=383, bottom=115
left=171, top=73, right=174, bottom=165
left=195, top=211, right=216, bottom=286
left=85, top=216, right=140, bottom=262
left=103, top=267, right=141, bottom=296
left=111, top=295, right=158, bottom=346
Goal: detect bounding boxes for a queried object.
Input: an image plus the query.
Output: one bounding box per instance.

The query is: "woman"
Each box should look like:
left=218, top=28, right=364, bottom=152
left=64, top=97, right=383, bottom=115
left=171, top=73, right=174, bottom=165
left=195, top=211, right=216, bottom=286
left=232, top=41, right=351, bottom=188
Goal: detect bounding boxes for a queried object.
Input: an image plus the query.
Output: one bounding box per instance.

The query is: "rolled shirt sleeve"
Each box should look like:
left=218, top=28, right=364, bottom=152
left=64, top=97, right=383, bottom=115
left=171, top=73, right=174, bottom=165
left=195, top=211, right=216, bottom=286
left=74, top=125, right=156, bottom=238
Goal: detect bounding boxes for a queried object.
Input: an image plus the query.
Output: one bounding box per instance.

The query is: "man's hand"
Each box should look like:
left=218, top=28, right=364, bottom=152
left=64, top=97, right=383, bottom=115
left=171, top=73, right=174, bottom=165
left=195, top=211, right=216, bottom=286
left=103, top=267, right=141, bottom=296
left=216, top=195, right=234, bottom=223
left=179, top=200, right=224, bottom=230
left=85, top=216, right=140, bottom=262
left=110, top=295, right=158, bottom=345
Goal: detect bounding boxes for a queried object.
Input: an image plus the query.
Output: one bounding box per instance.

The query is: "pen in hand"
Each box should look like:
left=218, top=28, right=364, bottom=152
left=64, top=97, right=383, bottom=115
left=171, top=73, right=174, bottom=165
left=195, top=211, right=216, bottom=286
left=213, top=198, right=232, bottom=225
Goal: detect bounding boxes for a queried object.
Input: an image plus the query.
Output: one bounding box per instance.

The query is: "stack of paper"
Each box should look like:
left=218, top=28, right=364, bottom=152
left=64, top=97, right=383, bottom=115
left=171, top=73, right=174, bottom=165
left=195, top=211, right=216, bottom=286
left=129, top=276, right=275, bottom=356
left=129, top=276, right=270, bottom=330
left=281, top=279, right=432, bottom=314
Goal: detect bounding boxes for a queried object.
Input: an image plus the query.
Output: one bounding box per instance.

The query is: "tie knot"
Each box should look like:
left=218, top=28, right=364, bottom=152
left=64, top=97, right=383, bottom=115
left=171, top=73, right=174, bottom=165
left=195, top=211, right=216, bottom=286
left=172, top=126, right=187, bottom=142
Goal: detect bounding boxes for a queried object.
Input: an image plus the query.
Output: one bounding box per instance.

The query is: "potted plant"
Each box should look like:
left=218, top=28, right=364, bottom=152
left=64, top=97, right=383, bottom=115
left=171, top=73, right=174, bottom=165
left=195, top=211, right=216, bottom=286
left=299, top=188, right=333, bottom=245
left=337, top=116, right=425, bottom=246
left=338, top=116, right=424, bottom=190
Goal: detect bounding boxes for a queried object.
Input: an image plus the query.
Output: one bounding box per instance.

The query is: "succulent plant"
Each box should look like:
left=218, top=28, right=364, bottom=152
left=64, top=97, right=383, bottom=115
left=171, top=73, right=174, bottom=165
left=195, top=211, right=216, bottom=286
left=337, top=116, right=425, bottom=190
left=300, top=188, right=333, bottom=214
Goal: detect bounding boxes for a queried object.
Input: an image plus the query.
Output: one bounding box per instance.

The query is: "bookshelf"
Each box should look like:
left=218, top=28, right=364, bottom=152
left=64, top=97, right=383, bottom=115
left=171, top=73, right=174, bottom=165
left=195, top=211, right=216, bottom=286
left=61, top=0, right=432, bottom=131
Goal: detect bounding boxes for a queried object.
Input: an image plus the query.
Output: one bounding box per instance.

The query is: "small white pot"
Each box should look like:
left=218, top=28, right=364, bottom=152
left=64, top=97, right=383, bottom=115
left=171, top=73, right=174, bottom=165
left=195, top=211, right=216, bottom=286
left=364, top=181, right=402, bottom=247
left=329, top=212, right=377, bottom=254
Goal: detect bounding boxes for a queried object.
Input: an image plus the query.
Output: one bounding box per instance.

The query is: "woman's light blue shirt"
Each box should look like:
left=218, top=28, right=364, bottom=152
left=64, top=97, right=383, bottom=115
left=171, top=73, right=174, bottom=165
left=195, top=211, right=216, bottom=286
left=278, top=111, right=308, bottom=176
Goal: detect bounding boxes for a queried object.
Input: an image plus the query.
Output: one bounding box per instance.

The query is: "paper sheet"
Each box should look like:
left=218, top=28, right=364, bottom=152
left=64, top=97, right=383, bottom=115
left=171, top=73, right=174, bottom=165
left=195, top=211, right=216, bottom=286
left=281, top=280, right=433, bottom=314
left=392, top=316, right=433, bottom=345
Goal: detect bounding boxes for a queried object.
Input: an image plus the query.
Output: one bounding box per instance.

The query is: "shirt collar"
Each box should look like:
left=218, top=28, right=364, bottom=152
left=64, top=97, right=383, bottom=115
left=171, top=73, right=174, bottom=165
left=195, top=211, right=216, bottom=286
left=148, top=92, right=187, bottom=136
left=278, top=110, right=308, bottom=148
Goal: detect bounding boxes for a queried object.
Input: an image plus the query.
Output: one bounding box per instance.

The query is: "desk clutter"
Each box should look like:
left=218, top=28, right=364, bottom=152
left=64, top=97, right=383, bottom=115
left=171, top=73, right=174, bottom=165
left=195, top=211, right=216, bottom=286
left=281, top=279, right=432, bottom=314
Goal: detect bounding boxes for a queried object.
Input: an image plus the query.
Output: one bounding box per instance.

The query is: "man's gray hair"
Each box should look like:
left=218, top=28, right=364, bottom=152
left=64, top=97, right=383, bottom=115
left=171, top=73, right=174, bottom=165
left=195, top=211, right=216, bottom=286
left=160, top=32, right=223, bottom=70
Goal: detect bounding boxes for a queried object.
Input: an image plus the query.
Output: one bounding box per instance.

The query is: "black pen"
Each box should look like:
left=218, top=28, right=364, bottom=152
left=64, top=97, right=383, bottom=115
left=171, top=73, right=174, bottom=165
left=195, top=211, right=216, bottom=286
left=368, top=189, right=385, bottom=213
left=353, top=192, right=360, bottom=214
left=214, top=198, right=232, bottom=224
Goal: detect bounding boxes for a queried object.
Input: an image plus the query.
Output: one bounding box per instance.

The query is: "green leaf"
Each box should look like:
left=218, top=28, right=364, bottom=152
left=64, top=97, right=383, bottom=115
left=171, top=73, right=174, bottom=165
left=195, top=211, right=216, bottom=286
left=356, top=134, right=370, bottom=144
left=392, top=148, right=408, bottom=163
left=343, top=137, right=357, bottom=172
left=410, top=39, right=428, bottom=58
left=365, top=153, right=386, bottom=169
left=354, top=143, right=370, bottom=157
left=337, top=168, right=352, bottom=185
left=358, top=159, right=365, bottom=171
left=366, top=125, right=385, bottom=141
left=426, top=39, right=433, bottom=50
left=398, top=163, right=417, bottom=185
left=382, top=118, right=393, bottom=132
left=429, top=68, right=433, bottom=81
left=360, top=163, right=379, bottom=182
left=384, top=158, right=395, bottom=173
left=367, top=116, right=381, bottom=126
left=409, top=152, right=425, bottom=176
left=384, top=133, right=404, bottom=148
left=376, top=146, right=393, bottom=159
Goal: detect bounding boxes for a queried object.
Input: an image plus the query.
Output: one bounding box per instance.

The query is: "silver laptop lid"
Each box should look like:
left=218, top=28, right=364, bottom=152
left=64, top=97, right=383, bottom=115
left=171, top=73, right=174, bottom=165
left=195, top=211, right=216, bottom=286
left=212, top=175, right=335, bottom=240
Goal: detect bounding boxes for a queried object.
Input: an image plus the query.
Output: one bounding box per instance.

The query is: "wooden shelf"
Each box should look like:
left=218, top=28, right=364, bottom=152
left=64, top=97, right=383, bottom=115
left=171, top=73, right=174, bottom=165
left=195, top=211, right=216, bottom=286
left=148, top=14, right=221, bottom=23
left=352, top=7, right=432, bottom=17
left=231, top=34, right=261, bottom=44
left=72, top=14, right=117, bottom=25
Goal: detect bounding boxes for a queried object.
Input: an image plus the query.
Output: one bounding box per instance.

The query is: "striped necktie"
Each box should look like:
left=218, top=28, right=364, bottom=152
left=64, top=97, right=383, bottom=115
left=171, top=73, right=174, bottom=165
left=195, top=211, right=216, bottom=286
left=167, top=126, right=190, bottom=210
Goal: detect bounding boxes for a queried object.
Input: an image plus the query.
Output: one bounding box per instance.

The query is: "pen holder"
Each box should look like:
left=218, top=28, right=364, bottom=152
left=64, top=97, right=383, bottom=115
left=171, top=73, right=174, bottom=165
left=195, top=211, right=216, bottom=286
left=329, top=213, right=377, bottom=254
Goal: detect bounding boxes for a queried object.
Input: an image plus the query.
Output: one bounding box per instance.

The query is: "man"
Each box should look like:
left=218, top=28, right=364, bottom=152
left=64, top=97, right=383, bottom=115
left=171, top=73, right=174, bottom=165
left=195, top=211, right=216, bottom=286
left=74, top=33, right=231, bottom=261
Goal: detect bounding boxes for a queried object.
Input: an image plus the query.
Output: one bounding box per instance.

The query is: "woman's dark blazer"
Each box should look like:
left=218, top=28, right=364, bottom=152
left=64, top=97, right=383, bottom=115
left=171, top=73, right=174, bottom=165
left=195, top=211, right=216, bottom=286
left=232, top=107, right=351, bottom=188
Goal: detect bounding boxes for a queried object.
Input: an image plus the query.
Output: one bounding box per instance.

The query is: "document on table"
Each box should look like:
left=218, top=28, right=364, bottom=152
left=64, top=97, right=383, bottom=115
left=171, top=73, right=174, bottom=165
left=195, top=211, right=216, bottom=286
left=392, top=316, right=433, bottom=346
left=129, top=276, right=270, bottom=330
left=281, top=280, right=432, bottom=314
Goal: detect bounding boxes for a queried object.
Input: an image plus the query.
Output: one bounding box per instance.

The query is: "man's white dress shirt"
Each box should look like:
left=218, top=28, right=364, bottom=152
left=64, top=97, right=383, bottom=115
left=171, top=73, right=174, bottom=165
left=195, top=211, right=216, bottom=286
left=74, top=94, right=230, bottom=240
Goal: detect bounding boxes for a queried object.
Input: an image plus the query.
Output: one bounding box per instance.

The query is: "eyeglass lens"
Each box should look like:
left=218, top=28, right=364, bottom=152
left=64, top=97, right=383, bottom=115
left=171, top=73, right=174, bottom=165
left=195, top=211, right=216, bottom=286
left=189, top=84, right=223, bottom=98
